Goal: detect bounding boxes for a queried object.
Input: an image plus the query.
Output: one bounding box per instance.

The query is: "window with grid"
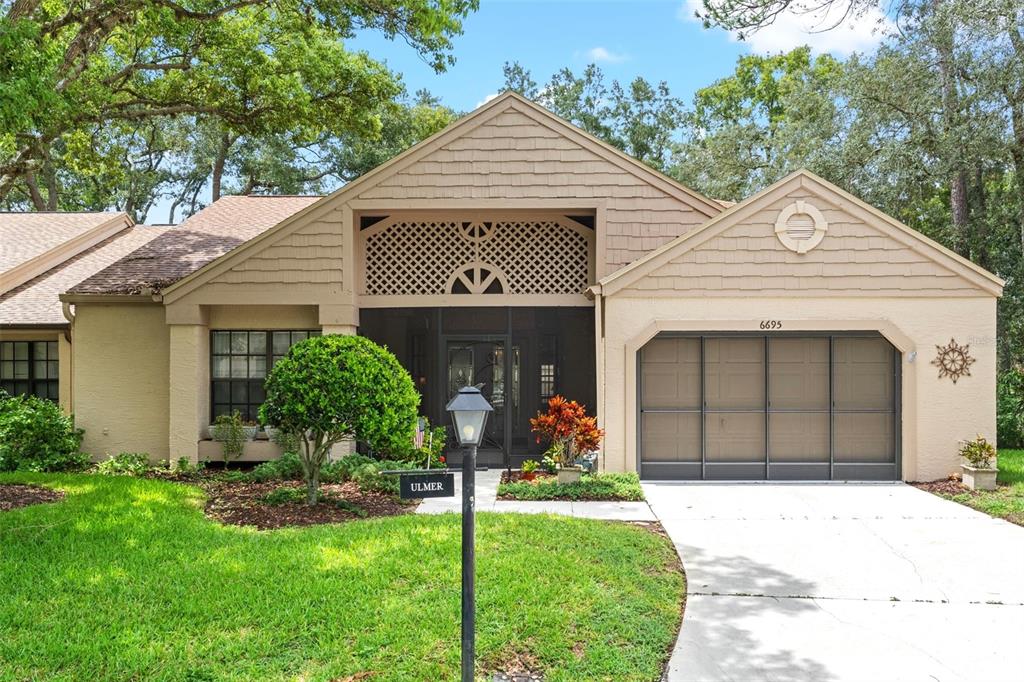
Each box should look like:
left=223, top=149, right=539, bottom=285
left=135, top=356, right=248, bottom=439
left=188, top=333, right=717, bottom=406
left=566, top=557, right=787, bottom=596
left=0, top=341, right=59, bottom=401
left=210, top=330, right=319, bottom=422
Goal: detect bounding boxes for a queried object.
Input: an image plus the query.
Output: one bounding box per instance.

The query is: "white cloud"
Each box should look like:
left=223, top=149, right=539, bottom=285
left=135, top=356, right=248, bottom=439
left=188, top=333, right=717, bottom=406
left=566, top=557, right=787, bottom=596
left=475, top=92, right=500, bottom=109
left=584, top=46, right=629, bottom=63
left=681, top=0, right=892, bottom=56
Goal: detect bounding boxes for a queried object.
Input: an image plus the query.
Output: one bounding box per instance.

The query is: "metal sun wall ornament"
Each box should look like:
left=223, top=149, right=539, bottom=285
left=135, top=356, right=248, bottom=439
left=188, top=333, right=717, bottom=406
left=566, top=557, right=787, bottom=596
left=931, top=338, right=975, bottom=384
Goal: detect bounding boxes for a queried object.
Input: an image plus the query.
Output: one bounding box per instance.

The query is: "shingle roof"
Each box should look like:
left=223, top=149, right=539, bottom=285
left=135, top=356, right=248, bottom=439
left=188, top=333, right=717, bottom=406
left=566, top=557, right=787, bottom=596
left=0, top=212, right=129, bottom=273
left=69, top=195, right=322, bottom=295
left=0, top=225, right=170, bottom=325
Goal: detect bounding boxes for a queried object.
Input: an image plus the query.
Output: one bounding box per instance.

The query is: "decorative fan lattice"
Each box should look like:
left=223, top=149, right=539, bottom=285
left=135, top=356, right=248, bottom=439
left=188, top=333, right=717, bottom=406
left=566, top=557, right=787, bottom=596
left=931, top=338, right=975, bottom=384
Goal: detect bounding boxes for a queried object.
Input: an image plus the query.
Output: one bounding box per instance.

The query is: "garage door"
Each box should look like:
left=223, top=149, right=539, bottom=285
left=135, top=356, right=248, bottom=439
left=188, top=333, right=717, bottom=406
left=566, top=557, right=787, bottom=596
left=639, top=334, right=899, bottom=480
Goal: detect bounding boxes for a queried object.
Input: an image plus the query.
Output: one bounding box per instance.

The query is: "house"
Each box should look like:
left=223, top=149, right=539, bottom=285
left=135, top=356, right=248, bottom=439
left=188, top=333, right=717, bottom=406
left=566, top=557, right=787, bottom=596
left=0, top=212, right=169, bottom=412
left=3, top=92, right=1000, bottom=481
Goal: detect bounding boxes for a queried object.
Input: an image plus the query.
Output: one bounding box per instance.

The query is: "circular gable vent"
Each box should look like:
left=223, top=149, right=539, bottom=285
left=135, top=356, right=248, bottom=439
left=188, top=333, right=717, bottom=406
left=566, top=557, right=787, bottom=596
left=775, top=201, right=828, bottom=253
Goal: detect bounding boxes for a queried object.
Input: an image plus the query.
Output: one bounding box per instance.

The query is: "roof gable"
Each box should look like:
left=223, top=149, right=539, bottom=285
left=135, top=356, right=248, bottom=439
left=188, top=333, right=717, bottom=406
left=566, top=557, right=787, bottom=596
left=160, top=92, right=722, bottom=302
left=0, top=212, right=132, bottom=295
left=598, top=170, right=1004, bottom=298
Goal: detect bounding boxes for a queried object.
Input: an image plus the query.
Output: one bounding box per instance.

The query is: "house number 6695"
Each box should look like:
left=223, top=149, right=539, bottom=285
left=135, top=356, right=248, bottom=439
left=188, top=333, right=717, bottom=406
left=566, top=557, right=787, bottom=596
left=759, top=320, right=783, bottom=330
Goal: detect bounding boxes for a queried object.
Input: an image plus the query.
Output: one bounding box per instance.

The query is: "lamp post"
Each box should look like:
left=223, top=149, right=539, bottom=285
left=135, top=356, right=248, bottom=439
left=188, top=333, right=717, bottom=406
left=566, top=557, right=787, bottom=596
left=445, top=385, right=493, bottom=682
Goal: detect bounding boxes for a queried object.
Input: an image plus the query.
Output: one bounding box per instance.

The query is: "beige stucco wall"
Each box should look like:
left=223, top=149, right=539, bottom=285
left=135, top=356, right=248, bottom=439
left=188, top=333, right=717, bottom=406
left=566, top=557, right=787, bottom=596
left=598, top=295, right=998, bottom=482
left=73, top=303, right=170, bottom=461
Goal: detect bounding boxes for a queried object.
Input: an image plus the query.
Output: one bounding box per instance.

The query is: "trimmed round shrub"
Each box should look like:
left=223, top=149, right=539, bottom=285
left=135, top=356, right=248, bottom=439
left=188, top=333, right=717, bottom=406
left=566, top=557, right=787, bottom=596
left=0, top=391, right=87, bottom=472
left=259, top=335, right=419, bottom=503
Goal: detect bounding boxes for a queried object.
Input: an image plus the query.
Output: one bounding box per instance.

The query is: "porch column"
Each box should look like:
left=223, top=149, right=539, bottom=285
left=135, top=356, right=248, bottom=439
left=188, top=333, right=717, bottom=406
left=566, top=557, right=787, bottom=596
left=319, top=303, right=359, bottom=335
left=167, top=305, right=209, bottom=465
left=319, top=303, right=358, bottom=457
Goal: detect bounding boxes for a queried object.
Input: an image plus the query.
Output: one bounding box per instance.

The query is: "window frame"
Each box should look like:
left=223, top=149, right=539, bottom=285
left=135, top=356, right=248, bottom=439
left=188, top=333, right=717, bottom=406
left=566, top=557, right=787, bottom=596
left=0, top=340, right=59, bottom=402
left=209, top=329, right=319, bottom=424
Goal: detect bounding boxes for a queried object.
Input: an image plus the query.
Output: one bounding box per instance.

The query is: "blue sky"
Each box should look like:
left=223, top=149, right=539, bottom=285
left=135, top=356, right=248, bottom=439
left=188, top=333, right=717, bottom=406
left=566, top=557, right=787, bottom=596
left=351, top=0, right=889, bottom=113
left=148, top=1, right=889, bottom=222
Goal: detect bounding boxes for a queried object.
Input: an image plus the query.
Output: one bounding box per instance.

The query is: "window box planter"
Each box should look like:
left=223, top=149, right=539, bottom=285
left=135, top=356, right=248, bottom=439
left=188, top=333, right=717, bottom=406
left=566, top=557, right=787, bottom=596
left=961, top=464, right=997, bottom=491
left=557, top=465, right=583, bottom=484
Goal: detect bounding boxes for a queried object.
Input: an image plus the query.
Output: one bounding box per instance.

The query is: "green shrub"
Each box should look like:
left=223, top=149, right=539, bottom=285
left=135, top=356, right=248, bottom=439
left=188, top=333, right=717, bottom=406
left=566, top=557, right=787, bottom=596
left=498, top=472, right=645, bottom=501
left=212, top=411, right=245, bottom=467
left=249, top=452, right=304, bottom=482
left=959, top=434, right=997, bottom=469
left=0, top=391, right=87, bottom=472
left=267, top=428, right=302, bottom=455
left=382, top=419, right=447, bottom=467
left=997, top=369, right=1024, bottom=448
left=95, top=452, right=151, bottom=477
left=259, top=335, right=419, bottom=504
left=173, top=458, right=206, bottom=476
left=521, top=459, right=539, bottom=474
left=262, top=486, right=307, bottom=505
left=320, top=454, right=375, bottom=483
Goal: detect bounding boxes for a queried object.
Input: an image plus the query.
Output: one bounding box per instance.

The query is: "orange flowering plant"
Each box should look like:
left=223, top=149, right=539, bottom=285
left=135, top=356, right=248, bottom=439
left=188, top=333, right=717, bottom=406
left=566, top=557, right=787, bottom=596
left=529, top=395, right=604, bottom=468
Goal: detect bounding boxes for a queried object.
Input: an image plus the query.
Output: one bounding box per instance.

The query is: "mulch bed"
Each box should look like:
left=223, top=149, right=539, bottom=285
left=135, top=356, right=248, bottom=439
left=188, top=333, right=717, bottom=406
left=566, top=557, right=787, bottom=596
left=203, top=480, right=415, bottom=530
left=911, top=475, right=973, bottom=496
left=0, top=484, right=65, bottom=511
left=500, top=470, right=557, bottom=485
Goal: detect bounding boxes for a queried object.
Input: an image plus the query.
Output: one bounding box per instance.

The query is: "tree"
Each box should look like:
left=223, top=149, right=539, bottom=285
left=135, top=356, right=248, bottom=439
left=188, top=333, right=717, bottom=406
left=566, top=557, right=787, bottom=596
left=504, top=62, right=685, bottom=171
left=0, top=0, right=478, bottom=206
left=671, top=47, right=846, bottom=200
left=259, top=335, right=420, bottom=504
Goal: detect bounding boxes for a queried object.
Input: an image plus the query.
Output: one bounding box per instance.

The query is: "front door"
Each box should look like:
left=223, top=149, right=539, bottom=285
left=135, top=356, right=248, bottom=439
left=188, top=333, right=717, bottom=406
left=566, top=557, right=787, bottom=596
left=445, top=337, right=508, bottom=466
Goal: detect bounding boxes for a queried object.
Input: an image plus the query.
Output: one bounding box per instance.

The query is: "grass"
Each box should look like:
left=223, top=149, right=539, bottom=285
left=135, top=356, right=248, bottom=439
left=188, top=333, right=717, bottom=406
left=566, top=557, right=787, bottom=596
left=498, top=472, right=645, bottom=501
left=0, top=473, right=683, bottom=681
left=939, top=449, right=1024, bottom=526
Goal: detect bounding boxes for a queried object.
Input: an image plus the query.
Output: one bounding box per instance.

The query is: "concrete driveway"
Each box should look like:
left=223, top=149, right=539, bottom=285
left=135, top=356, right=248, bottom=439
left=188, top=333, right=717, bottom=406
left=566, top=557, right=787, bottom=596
left=643, top=483, right=1024, bottom=682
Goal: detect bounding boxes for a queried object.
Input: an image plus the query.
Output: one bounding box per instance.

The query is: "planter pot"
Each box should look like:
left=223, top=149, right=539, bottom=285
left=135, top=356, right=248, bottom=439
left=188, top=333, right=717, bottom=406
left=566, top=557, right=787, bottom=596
left=557, top=466, right=583, bottom=484
left=242, top=426, right=260, bottom=441
left=264, top=426, right=279, bottom=442
left=961, top=464, right=997, bottom=491
left=521, top=471, right=537, bottom=481
left=207, top=425, right=219, bottom=440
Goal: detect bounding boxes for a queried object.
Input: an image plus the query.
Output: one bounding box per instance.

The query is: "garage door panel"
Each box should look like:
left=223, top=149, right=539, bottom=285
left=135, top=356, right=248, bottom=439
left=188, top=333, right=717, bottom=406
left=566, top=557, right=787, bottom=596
left=834, top=413, right=896, bottom=463
left=641, top=412, right=701, bottom=462
left=705, top=413, right=764, bottom=462
left=706, top=338, right=765, bottom=410
left=769, top=413, right=829, bottom=463
left=769, top=338, right=829, bottom=410
left=833, top=337, right=894, bottom=410
left=641, top=339, right=700, bottom=409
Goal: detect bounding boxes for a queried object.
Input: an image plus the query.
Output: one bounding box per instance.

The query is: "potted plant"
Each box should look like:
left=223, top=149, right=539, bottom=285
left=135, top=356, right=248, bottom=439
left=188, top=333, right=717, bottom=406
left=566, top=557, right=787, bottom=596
left=960, top=434, right=998, bottom=491
left=211, top=410, right=245, bottom=468
left=241, top=419, right=260, bottom=441
left=530, top=395, right=604, bottom=484
left=521, top=459, right=539, bottom=481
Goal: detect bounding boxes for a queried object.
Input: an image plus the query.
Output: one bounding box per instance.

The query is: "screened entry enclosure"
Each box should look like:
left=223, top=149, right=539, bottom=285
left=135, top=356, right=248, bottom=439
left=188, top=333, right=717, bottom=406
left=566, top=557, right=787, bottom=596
left=639, top=333, right=900, bottom=480
left=359, top=307, right=596, bottom=468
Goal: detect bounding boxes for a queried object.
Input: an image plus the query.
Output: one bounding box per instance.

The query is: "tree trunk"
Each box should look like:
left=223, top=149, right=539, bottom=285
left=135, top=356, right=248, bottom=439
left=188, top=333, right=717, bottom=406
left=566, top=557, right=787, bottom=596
left=211, top=131, right=231, bottom=202
left=306, top=468, right=320, bottom=505
left=934, top=1, right=970, bottom=257
left=1006, top=22, right=1024, bottom=252
left=24, top=171, right=47, bottom=210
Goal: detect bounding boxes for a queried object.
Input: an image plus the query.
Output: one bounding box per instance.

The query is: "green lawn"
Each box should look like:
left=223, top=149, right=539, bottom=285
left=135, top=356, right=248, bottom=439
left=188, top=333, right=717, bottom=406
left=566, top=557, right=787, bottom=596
left=941, top=449, right=1024, bottom=526
left=0, top=474, right=683, bottom=682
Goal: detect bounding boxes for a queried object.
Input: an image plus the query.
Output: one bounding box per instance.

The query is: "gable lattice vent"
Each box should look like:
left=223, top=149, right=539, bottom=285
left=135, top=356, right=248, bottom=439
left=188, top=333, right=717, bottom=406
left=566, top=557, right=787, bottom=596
left=361, top=214, right=593, bottom=296
left=785, top=213, right=816, bottom=241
